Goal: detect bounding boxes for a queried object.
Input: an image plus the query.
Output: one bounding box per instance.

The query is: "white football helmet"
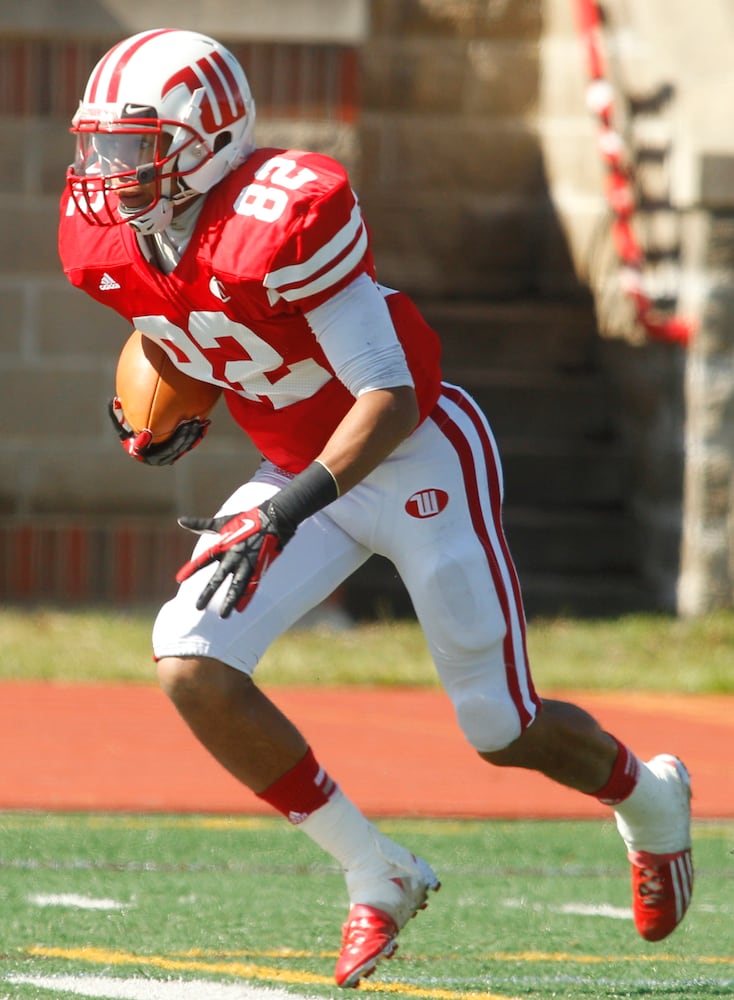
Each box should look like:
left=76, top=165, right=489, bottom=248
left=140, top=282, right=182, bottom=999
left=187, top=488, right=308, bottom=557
left=67, top=28, right=256, bottom=234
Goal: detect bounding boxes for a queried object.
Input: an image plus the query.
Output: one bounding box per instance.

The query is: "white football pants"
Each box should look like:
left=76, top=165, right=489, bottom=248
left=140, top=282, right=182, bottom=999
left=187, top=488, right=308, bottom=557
left=152, top=383, right=541, bottom=752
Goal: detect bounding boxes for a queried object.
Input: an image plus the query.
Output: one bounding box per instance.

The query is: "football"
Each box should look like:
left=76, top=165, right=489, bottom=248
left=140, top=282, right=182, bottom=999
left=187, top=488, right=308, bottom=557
left=115, top=329, right=222, bottom=443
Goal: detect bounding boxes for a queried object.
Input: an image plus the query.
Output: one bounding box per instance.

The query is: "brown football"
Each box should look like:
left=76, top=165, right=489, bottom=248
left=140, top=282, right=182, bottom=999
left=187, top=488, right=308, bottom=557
left=115, top=330, right=222, bottom=443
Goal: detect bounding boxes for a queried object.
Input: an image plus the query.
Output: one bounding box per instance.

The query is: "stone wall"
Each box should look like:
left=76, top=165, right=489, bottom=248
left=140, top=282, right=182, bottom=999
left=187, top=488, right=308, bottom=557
left=538, top=0, right=734, bottom=614
left=4, top=0, right=734, bottom=615
left=358, top=0, right=581, bottom=298
left=538, top=0, right=689, bottom=610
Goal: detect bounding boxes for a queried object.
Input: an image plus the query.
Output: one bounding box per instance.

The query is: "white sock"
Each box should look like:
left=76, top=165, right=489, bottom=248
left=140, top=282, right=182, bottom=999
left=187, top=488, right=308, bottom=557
left=298, top=788, right=416, bottom=907
left=614, top=757, right=691, bottom=854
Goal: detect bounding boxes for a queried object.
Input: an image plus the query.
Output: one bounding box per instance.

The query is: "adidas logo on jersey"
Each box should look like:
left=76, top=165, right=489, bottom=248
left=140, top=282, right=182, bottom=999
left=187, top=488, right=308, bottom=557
left=99, top=272, right=121, bottom=291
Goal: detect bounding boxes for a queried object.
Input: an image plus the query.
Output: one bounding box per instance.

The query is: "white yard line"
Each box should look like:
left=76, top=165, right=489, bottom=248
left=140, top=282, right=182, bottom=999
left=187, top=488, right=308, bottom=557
left=502, top=897, right=632, bottom=919
left=26, top=893, right=130, bottom=911
left=6, top=975, right=319, bottom=1000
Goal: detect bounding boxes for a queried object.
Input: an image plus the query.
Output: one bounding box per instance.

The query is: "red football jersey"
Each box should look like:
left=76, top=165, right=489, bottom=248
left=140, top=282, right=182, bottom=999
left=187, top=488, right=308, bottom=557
left=59, top=147, right=443, bottom=472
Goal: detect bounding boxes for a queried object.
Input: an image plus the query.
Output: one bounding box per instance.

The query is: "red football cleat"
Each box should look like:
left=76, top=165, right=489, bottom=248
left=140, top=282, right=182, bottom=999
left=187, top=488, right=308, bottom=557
left=628, top=848, right=694, bottom=941
left=335, top=852, right=440, bottom=988
left=335, top=904, right=400, bottom=988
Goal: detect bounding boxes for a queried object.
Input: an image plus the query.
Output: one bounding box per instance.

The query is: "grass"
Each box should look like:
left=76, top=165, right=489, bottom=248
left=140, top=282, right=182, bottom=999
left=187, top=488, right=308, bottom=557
left=1, top=812, right=731, bottom=1000
left=1, top=606, right=734, bottom=693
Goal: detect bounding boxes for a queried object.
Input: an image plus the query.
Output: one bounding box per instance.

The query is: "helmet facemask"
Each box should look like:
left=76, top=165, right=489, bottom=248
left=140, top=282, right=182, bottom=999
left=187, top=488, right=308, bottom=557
left=68, top=105, right=204, bottom=233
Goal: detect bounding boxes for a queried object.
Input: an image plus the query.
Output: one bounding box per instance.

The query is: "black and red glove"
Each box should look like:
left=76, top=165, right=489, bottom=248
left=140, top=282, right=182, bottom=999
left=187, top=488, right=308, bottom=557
left=176, top=503, right=295, bottom=617
left=108, top=396, right=210, bottom=466
left=176, top=460, right=340, bottom=618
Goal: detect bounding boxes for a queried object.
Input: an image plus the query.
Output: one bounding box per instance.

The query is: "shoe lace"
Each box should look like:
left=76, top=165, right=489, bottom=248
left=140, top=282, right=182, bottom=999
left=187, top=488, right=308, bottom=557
left=638, top=866, right=665, bottom=906
left=341, top=916, right=369, bottom=950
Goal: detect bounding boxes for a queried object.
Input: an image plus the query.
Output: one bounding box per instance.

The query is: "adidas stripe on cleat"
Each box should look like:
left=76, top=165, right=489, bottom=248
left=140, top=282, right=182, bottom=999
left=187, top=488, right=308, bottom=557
left=629, top=847, right=694, bottom=942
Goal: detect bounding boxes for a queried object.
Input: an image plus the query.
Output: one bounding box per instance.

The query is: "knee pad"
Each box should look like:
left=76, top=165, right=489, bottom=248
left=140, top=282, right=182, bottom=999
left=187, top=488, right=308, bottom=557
left=453, top=689, right=524, bottom=753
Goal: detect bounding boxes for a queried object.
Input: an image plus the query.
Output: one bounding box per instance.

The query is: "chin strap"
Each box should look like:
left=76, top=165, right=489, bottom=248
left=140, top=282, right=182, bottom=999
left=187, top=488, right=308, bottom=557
left=119, top=166, right=201, bottom=235
left=120, top=196, right=175, bottom=235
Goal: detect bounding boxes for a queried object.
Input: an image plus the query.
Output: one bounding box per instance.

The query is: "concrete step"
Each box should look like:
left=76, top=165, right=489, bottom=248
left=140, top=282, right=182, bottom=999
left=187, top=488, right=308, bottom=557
left=499, top=439, right=630, bottom=509
left=421, top=300, right=620, bottom=445
left=419, top=298, right=600, bottom=374
left=343, top=551, right=653, bottom=623
left=504, top=507, right=637, bottom=576
left=519, top=572, right=656, bottom=619
left=458, top=369, right=617, bottom=444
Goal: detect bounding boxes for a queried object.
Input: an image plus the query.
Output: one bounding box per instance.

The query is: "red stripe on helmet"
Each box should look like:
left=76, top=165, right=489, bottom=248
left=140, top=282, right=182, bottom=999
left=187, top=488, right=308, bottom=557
left=164, top=51, right=245, bottom=133
left=194, top=51, right=246, bottom=128
left=209, top=49, right=246, bottom=117
left=88, top=28, right=176, bottom=103
left=87, top=38, right=125, bottom=103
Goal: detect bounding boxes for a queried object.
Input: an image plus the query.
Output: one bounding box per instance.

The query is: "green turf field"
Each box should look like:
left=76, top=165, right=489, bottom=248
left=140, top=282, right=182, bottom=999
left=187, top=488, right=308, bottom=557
left=1, top=813, right=731, bottom=1000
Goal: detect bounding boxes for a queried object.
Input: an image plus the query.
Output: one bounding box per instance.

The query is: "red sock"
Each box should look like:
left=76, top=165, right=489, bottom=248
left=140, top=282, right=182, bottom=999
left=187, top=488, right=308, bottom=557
left=593, top=736, right=640, bottom=805
left=257, top=747, right=338, bottom=824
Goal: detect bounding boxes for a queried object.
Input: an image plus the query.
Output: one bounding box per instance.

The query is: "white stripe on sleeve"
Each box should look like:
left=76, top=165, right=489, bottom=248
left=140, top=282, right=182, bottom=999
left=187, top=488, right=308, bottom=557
left=264, top=199, right=366, bottom=301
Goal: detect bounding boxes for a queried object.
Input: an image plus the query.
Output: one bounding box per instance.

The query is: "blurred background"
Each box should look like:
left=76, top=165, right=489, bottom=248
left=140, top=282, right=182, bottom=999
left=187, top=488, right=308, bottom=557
left=2, top=0, right=734, bottom=621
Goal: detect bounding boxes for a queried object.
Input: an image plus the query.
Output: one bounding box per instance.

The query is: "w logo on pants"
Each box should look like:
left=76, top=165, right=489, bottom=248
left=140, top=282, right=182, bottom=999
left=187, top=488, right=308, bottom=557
left=405, top=489, right=449, bottom=519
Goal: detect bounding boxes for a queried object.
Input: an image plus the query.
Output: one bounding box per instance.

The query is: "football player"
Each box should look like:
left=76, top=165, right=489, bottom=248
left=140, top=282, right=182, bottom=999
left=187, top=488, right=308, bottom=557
left=59, top=29, right=694, bottom=987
